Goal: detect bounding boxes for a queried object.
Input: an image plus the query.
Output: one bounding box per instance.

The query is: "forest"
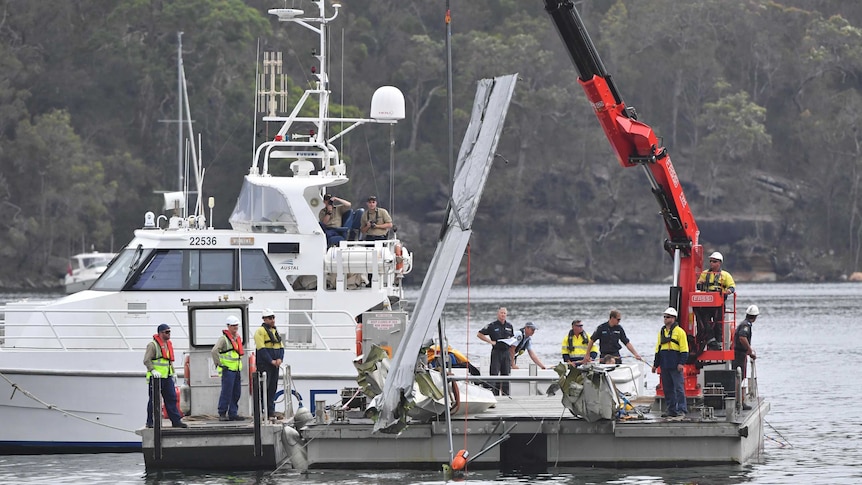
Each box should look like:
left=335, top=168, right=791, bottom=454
left=2, top=0, right=862, bottom=289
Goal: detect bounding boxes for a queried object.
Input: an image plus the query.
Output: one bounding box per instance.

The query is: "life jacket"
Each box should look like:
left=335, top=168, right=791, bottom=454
left=148, top=334, right=175, bottom=380
left=218, top=330, right=244, bottom=372
left=658, top=323, right=684, bottom=351
left=561, top=330, right=591, bottom=358
left=699, top=270, right=728, bottom=291
left=260, top=324, right=283, bottom=349
left=427, top=345, right=470, bottom=367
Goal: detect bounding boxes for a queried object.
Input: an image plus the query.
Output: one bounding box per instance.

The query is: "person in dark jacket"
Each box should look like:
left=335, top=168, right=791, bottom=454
left=476, top=307, right=514, bottom=395
left=733, top=304, right=760, bottom=410
left=582, top=309, right=643, bottom=364
left=652, top=307, right=689, bottom=418
left=254, top=308, right=285, bottom=418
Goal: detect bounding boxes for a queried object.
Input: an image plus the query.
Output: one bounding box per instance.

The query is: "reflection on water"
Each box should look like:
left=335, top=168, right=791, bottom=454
left=1, top=283, right=861, bottom=484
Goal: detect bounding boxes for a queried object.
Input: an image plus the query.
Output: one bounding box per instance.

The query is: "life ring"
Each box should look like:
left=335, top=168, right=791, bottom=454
left=183, top=354, right=190, bottom=386
left=355, top=323, right=363, bottom=357
left=395, top=244, right=404, bottom=272
left=248, top=351, right=257, bottom=395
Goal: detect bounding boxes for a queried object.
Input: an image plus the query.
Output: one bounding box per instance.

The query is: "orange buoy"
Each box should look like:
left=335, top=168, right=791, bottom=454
left=355, top=323, right=363, bottom=357
left=248, top=351, right=257, bottom=395
left=451, top=449, right=468, bottom=471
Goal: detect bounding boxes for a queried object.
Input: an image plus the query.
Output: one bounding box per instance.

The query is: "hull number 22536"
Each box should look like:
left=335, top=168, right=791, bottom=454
left=189, top=236, right=217, bottom=246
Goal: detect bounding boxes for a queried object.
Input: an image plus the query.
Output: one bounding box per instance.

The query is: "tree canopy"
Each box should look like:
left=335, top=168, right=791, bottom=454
left=2, top=0, right=861, bottom=286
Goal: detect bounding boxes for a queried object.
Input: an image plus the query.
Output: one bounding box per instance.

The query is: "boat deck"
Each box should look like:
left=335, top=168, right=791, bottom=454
left=301, top=394, right=770, bottom=470
left=139, top=419, right=292, bottom=471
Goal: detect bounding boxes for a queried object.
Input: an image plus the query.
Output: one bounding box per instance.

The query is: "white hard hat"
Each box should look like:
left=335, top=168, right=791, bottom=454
left=663, top=307, right=678, bottom=317
left=226, top=315, right=240, bottom=326
left=262, top=308, right=275, bottom=318
left=709, top=251, right=723, bottom=262
left=746, top=305, right=760, bottom=316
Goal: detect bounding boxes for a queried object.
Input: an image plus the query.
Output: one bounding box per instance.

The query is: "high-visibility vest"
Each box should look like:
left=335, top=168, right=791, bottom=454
left=147, top=334, right=175, bottom=380
left=561, top=330, right=594, bottom=359
left=218, top=330, right=244, bottom=372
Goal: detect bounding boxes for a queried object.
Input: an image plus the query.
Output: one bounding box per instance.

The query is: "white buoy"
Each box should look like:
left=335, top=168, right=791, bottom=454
left=281, top=426, right=308, bottom=471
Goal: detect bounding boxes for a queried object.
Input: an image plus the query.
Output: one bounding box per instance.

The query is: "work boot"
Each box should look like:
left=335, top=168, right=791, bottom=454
left=230, top=415, right=247, bottom=421
left=742, top=403, right=753, bottom=411
left=173, top=422, right=189, bottom=428
left=219, top=414, right=230, bottom=421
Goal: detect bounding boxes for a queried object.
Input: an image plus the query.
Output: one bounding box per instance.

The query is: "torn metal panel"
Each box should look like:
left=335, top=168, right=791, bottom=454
left=373, top=73, right=518, bottom=433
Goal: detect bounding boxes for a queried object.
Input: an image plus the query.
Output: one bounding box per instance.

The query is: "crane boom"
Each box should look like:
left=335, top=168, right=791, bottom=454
left=542, top=1, right=735, bottom=376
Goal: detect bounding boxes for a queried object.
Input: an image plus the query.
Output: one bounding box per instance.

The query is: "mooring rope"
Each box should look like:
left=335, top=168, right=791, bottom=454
left=0, top=369, right=138, bottom=434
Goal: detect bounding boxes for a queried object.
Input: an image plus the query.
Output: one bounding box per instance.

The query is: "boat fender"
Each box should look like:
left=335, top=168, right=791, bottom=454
left=451, top=449, right=468, bottom=471
left=395, top=244, right=404, bottom=272
left=183, top=354, right=190, bottom=386
left=281, top=425, right=309, bottom=472
left=180, top=385, right=191, bottom=416
left=355, top=323, right=363, bottom=357
left=293, top=406, right=314, bottom=429
left=248, top=351, right=257, bottom=395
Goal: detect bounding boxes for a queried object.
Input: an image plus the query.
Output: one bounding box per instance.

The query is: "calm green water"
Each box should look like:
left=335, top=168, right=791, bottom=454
left=1, top=283, right=860, bottom=484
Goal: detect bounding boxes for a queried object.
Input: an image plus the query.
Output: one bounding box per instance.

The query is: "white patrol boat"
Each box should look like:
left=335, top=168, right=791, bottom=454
left=0, top=0, right=414, bottom=453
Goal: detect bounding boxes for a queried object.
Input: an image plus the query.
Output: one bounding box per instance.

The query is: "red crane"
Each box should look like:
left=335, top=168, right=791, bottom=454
left=542, top=0, right=736, bottom=396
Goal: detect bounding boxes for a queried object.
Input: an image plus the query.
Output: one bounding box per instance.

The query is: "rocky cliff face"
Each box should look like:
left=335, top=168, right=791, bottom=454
left=398, top=211, right=852, bottom=286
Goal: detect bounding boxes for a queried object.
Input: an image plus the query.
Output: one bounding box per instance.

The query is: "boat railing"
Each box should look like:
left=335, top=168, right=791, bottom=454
left=0, top=306, right=357, bottom=352
left=324, top=238, right=410, bottom=291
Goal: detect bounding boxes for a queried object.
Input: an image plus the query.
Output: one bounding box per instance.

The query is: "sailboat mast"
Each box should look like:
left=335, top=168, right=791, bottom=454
left=177, top=32, right=184, bottom=193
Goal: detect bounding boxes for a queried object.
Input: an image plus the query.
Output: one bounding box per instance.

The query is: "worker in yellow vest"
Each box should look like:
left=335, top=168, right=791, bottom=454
left=212, top=315, right=246, bottom=421
left=143, top=323, right=187, bottom=428
left=561, top=319, right=597, bottom=365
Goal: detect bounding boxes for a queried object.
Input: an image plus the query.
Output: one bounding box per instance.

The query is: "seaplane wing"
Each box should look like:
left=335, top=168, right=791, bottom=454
left=373, top=74, right=518, bottom=434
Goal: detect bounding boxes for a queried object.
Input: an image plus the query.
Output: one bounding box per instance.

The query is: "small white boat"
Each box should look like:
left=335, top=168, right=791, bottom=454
left=64, top=251, right=117, bottom=294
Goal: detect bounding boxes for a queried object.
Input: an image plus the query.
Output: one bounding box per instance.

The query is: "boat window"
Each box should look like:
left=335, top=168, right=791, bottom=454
left=94, top=248, right=284, bottom=291
left=240, top=250, right=284, bottom=290
left=131, top=249, right=235, bottom=291
left=290, top=275, right=317, bottom=291
left=131, top=250, right=187, bottom=290
left=229, top=180, right=298, bottom=233
left=91, top=248, right=154, bottom=291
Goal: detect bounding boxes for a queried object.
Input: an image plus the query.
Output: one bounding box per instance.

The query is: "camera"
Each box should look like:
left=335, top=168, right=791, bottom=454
left=370, top=221, right=377, bottom=228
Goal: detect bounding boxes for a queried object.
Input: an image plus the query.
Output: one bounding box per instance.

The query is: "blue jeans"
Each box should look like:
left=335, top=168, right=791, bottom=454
left=660, top=367, right=687, bottom=415
left=146, top=375, right=183, bottom=425
left=217, top=369, right=242, bottom=417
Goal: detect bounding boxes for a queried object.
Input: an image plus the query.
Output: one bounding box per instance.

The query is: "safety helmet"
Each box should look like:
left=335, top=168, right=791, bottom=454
left=663, top=307, right=678, bottom=317
left=226, top=315, right=240, bottom=326
left=709, top=251, right=723, bottom=262
left=746, top=305, right=760, bottom=316
left=262, top=308, right=275, bottom=318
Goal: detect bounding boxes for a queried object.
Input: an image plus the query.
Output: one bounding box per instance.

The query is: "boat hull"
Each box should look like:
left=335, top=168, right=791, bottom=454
left=0, top=350, right=359, bottom=453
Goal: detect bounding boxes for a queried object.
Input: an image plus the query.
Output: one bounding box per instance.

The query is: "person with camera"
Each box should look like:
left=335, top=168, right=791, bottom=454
left=360, top=195, right=392, bottom=241
left=319, top=194, right=352, bottom=246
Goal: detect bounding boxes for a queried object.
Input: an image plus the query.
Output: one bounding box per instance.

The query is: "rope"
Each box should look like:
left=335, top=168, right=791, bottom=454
left=0, top=369, right=138, bottom=435
left=764, top=419, right=794, bottom=448
left=462, top=242, right=471, bottom=452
